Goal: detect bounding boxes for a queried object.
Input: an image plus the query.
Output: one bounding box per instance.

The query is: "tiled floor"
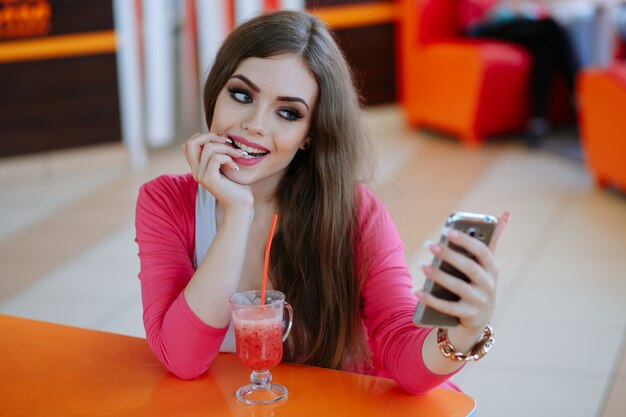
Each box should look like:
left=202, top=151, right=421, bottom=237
left=1, top=105, right=625, bottom=417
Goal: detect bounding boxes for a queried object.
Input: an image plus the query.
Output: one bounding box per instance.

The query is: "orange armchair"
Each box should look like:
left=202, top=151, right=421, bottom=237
left=578, top=63, right=626, bottom=192
left=396, top=0, right=568, bottom=146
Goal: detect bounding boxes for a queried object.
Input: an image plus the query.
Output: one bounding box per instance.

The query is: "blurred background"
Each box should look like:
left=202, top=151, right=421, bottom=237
left=1, top=1, right=626, bottom=416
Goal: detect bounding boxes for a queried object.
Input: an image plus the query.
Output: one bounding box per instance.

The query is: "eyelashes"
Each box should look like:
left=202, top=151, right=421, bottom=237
left=277, top=108, right=303, bottom=121
left=227, top=87, right=303, bottom=122
left=228, top=87, right=252, bottom=104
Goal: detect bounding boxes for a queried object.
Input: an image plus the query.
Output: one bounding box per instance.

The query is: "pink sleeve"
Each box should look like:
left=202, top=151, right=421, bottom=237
left=357, top=186, right=461, bottom=395
left=135, top=175, right=228, bottom=379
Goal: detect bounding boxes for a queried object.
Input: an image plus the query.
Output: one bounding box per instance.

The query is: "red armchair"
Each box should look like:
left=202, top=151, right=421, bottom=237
left=396, top=0, right=569, bottom=146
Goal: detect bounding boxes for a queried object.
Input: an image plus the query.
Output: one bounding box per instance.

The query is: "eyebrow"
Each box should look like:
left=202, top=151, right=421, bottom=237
left=230, top=74, right=309, bottom=110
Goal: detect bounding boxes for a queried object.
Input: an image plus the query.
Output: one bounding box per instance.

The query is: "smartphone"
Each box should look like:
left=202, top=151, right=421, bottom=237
left=413, top=212, right=498, bottom=327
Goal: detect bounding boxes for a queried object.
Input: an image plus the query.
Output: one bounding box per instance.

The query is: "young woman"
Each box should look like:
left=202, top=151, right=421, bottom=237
left=135, top=10, right=508, bottom=395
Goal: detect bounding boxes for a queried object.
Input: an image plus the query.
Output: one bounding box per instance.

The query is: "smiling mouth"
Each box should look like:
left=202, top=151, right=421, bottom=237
left=230, top=139, right=269, bottom=159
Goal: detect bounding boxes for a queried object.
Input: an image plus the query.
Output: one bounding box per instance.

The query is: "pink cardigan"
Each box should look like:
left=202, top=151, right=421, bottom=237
left=135, top=173, right=460, bottom=394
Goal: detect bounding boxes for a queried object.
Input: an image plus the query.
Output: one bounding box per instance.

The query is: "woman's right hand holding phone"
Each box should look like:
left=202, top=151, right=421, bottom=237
left=182, top=132, right=253, bottom=210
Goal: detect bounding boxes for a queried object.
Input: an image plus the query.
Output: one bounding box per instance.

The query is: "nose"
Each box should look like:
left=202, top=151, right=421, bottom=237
left=241, top=107, right=265, bottom=136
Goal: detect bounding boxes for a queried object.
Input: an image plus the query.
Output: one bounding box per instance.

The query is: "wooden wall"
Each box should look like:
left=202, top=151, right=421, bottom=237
left=308, top=0, right=396, bottom=105
left=0, top=0, right=120, bottom=158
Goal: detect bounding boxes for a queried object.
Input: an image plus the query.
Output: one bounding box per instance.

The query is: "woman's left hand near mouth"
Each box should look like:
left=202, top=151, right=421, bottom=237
left=182, top=132, right=254, bottom=209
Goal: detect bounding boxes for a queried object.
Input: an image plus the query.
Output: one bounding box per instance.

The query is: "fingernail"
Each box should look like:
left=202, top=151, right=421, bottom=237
left=448, top=229, right=460, bottom=239
left=502, top=211, right=510, bottom=223
left=421, top=264, right=433, bottom=275
left=234, top=164, right=240, bottom=171
left=224, top=137, right=233, bottom=143
left=429, top=243, right=442, bottom=254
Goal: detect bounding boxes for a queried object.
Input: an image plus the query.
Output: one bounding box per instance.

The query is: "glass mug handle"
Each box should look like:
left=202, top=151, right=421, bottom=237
left=282, top=301, right=293, bottom=342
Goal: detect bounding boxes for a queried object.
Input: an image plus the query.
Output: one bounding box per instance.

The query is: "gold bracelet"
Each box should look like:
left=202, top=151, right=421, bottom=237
left=437, top=324, right=494, bottom=362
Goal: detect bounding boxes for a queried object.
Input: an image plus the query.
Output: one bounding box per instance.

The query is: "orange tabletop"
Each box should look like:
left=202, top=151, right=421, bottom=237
left=0, top=314, right=476, bottom=416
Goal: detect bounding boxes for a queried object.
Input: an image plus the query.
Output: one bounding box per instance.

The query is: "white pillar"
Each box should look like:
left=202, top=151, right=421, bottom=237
left=196, top=0, right=229, bottom=81
left=280, top=0, right=305, bottom=10
left=112, top=0, right=147, bottom=169
left=196, top=0, right=232, bottom=131
left=235, top=0, right=263, bottom=25
left=594, top=3, right=617, bottom=67
left=143, top=0, right=177, bottom=147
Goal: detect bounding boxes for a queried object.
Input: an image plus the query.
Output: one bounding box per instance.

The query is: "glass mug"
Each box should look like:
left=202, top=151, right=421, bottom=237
left=229, top=290, right=293, bottom=405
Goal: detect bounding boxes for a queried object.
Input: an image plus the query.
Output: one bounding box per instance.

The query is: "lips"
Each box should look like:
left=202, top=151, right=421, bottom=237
left=228, top=135, right=270, bottom=166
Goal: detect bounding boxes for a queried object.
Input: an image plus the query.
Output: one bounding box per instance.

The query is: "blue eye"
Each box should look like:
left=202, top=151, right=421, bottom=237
left=277, top=108, right=303, bottom=121
left=228, top=88, right=252, bottom=104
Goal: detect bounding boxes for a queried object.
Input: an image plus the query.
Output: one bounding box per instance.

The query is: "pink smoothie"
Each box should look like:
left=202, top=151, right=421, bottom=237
left=234, top=318, right=283, bottom=370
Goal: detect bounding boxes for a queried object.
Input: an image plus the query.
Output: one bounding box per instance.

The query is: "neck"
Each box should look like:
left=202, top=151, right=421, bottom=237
left=249, top=171, right=284, bottom=210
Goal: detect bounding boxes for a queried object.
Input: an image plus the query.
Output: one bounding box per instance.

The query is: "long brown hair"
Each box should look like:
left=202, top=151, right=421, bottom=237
left=203, top=11, right=372, bottom=370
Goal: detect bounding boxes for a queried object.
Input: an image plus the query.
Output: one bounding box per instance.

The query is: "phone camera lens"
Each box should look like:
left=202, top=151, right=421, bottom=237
left=467, top=227, right=477, bottom=237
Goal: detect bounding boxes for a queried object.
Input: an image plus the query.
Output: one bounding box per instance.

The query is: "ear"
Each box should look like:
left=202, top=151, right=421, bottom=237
left=299, top=137, right=311, bottom=150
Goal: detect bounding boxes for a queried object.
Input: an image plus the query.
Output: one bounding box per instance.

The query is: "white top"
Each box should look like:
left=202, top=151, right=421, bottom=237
left=194, top=185, right=236, bottom=352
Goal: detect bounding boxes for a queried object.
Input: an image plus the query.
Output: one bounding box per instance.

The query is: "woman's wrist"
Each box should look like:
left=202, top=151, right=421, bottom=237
left=221, top=204, right=254, bottom=227
left=445, top=324, right=489, bottom=353
left=437, top=324, right=494, bottom=362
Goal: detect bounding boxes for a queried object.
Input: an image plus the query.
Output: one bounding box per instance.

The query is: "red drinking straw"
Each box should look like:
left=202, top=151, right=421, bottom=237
left=260, top=213, right=278, bottom=306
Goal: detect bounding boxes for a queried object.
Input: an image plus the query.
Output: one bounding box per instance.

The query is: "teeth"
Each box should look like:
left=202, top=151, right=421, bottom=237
left=233, top=139, right=268, bottom=156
